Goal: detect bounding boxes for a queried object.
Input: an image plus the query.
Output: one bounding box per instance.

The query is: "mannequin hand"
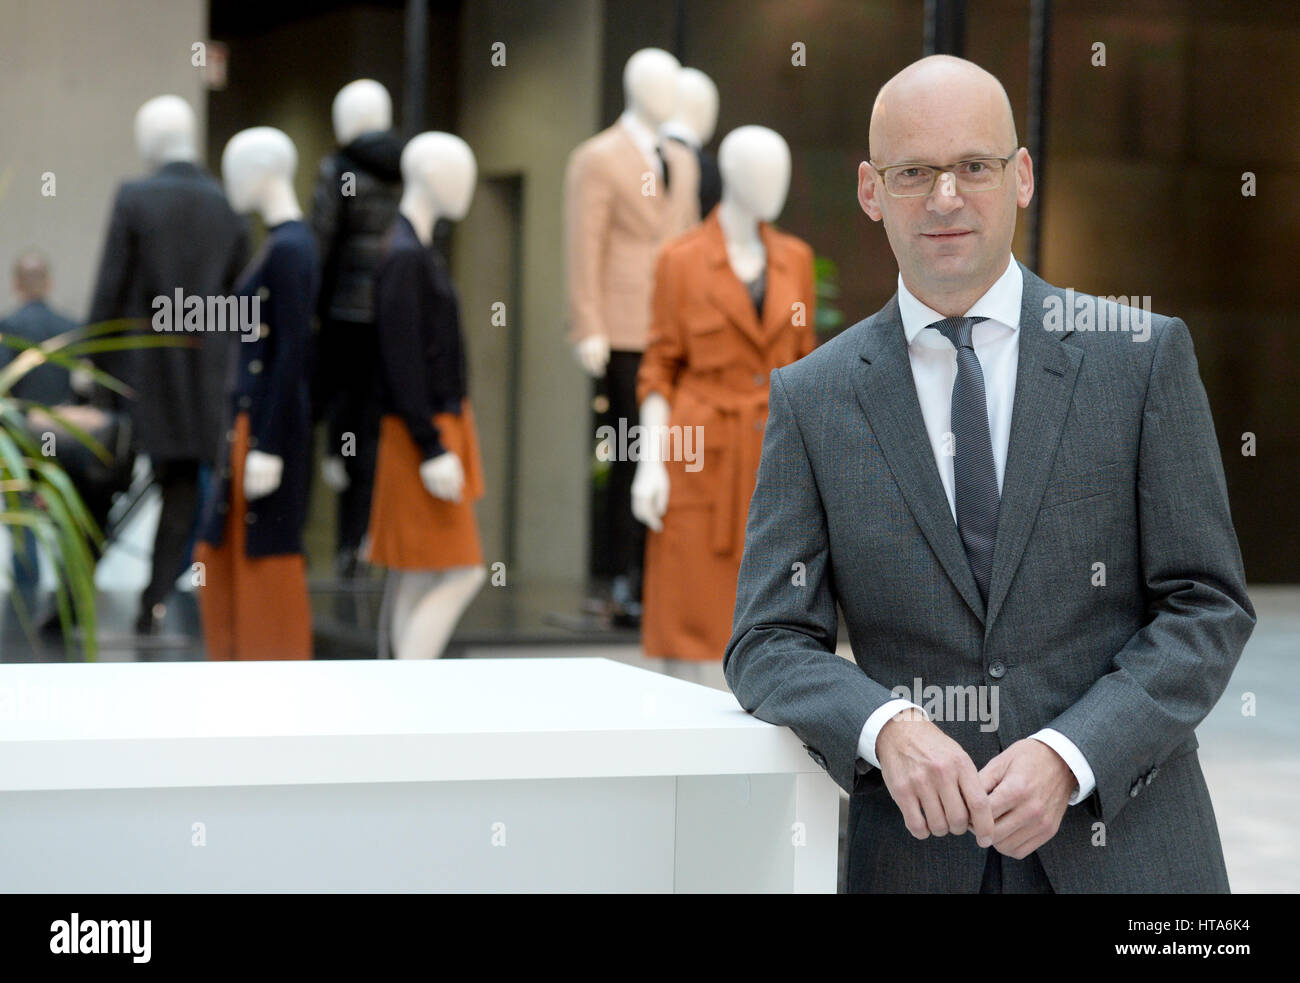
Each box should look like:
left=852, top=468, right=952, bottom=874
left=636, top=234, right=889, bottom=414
left=244, top=450, right=283, bottom=500
left=574, top=335, right=610, bottom=377
left=631, top=458, right=670, bottom=530
left=420, top=452, right=465, bottom=502
left=321, top=456, right=350, bottom=492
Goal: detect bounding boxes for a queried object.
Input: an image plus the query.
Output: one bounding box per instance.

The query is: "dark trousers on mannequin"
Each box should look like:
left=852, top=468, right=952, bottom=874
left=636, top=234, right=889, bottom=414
left=142, top=457, right=202, bottom=614
left=605, top=350, right=645, bottom=604
left=978, top=848, right=1055, bottom=893
left=316, top=318, right=382, bottom=567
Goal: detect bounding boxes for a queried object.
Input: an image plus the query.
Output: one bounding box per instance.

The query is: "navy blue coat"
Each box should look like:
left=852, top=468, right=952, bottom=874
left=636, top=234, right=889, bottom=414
left=0, top=300, right=77, bottom=406
left=197, top=220, right=319, bottom=557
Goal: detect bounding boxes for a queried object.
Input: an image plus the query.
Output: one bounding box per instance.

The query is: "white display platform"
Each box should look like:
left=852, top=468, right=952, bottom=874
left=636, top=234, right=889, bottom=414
left=0, top=657, right=840, bottom=892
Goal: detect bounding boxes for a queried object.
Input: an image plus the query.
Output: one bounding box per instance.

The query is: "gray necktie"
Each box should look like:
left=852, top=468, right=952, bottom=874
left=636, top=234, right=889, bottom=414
left=931, top=316, right=998, bottom=604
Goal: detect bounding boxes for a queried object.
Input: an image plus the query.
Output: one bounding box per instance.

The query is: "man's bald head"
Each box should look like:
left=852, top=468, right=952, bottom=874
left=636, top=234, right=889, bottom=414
left=857, top=55, right=1033, bottom=317
left=869, top=56, right=1017, bottom=164
left=13, top=250, right=50, bottom=302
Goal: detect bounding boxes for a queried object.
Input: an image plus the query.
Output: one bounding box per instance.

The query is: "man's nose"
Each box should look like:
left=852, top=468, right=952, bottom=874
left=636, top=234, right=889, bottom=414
left=927, top=171, right=963, bottom=214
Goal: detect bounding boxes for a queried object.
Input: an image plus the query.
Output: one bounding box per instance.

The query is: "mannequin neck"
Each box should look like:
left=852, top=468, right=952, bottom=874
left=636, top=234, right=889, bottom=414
left=399, top=190, right=439, bottom=246
left=718, top=197, right=761, bottom=250
left=258, top=179, right=303, bottom=227
left=718, top=197, right=766, bottom=283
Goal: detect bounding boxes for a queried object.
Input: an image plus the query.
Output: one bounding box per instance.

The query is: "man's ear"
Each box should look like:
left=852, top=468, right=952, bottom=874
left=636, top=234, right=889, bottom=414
left=858, top=161, right=884, bottom=222
left=1015, top=148, right=1034, bottom=209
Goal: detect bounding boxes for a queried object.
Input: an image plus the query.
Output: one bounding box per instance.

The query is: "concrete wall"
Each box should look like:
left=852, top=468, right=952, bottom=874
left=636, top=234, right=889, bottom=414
left=0, top=0, right=208, bottom=320
left=456, top=0, right=603, bottom=585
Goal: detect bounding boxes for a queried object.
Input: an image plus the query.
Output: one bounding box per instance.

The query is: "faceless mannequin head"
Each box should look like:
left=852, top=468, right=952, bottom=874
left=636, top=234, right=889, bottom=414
left=623, top=48, right=680, bottom=126
left=134, top=95, right=198, bottom=167
left=333, top=79, right=392, bottom=146
left=670, top=69, right=719, bottom=145
left=718, top=126, right=791, bottom=222
left=401, top=131, right=477, bottom=223
left=222, top=127, right=299, bottom=217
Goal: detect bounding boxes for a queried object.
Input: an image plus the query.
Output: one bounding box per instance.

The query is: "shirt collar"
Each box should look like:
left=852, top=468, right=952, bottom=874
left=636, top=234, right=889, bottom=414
left=619, top=109, right=661, bottom=162
left=897, top=253, right=1022, bottom=345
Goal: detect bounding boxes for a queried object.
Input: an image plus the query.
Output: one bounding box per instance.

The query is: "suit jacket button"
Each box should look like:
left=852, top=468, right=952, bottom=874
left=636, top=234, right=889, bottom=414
left=1129, top=779, right=1143, bottom=798
left=248, top=359, right=263, bottom=375
left=988, top=660, right=1006, bottom=679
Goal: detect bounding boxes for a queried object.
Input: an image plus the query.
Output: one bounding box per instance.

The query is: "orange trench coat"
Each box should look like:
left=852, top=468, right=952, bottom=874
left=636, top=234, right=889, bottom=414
left=636, top=208, right=817, bottom=661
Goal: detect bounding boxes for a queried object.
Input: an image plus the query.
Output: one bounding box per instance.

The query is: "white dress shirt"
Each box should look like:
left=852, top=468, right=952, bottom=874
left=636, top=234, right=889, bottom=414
left=855, top=254, right=1097, bottom=806
left=618, top=109, right=663, bottom=179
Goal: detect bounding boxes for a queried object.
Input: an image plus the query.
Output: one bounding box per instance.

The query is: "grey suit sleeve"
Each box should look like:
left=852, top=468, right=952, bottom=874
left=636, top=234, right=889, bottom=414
left=1044, top=318, right=1255, bottom=822
left=724, top=368, right=904, bottom=795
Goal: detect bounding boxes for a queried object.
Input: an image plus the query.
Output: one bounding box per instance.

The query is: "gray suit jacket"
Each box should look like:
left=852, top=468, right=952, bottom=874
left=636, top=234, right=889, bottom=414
left=724, top=262, right=1255, bottom=893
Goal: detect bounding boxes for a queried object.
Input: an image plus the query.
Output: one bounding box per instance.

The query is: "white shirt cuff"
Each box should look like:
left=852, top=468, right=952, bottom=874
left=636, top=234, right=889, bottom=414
left=1029, top=728, right=1096, bottom=805
left=857, top=699, right=925, bottom=770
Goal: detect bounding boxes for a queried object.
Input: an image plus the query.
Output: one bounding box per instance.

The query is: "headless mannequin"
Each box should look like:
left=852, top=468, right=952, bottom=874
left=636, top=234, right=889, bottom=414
left=380, top=133, right=487, bottom=660
left=320, top=78, right=393, bottom=495
left=631, top=126, right=792, bottom=687
left=571, top=48, right=681, bottom=378
left=659, top=67, right=719, bottom=150
left=222, top=128, right=304, bottom=502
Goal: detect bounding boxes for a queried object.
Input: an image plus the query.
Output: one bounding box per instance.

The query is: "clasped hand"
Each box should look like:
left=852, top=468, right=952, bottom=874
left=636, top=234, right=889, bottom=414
left=876, top=709, right=1076, bottom=859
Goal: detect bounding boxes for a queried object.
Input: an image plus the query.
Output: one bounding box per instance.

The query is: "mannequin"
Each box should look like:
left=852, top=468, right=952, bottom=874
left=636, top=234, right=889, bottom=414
left=367, top=132, right=487, bottom=660
left=87, top=94, right=249, bottom=635
left=193, top=127, right=319, bottom=660
left=563, top=47, right=700, bottom=623
left=311, top=79, right=406, bottom=579
left=633, top=126, right=816, bottom=688
left=660, top=68, right=723, bottom=220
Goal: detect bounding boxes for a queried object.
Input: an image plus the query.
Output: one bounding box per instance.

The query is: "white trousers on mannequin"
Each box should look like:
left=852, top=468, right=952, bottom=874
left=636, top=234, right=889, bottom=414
left=381, top=565, right=486, bottom=660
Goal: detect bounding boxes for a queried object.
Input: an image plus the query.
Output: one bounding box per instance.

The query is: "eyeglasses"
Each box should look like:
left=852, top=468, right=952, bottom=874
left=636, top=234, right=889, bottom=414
left=870, top=154, right=1017, bottom=198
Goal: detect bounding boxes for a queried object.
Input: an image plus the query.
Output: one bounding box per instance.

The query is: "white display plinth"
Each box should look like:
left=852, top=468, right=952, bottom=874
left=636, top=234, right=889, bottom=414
left=0, top=657, right=839, bottom=892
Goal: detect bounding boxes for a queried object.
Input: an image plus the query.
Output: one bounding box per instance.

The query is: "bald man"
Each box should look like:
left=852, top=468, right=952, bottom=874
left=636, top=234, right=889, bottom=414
left=724, top=56, right=1253, bottom=893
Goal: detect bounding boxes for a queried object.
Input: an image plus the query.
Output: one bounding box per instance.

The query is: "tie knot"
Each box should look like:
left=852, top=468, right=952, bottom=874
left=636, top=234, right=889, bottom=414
left=929, top=316, right=988, bottom=350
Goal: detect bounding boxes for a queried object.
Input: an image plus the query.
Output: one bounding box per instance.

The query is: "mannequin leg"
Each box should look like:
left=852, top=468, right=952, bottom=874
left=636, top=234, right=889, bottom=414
left=388, top=570, right=437, bottom=656
left=393, top=565, right=487, bottom=660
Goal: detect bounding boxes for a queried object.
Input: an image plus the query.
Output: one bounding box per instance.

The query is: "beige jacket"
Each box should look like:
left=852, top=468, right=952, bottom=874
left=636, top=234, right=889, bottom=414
left=563, top=121, right=699, bottom=352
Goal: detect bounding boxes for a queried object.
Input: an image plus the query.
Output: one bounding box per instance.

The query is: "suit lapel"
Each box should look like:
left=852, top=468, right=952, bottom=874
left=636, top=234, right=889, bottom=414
left=851, top=302, right=987, bottom=624
left=983, top=264, right=1082, bottom=634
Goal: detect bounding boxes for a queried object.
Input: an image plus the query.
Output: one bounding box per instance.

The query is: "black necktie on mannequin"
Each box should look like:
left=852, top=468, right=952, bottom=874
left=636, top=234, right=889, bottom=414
left=929, top=315, right=998, bottom=604
left=655, top=145, right=671, bottom=191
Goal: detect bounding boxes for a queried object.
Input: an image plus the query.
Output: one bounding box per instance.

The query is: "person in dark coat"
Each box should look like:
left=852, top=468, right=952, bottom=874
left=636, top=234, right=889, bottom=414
left=0, top=251, right=77, bottom=598
left=86, top=98, right=249, bottom=633
left=310, top=94, right=406, bottom=578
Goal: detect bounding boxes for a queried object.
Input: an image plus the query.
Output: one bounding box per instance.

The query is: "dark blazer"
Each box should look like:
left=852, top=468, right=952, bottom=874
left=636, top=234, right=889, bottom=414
left=0, top=300, right=76, bottom=405
left=310, top=130, right=405, bottom=325
left=87, top=160, right=249, bottom=461
left=725, top=262, right=1255, bottom=893
left=197, top=220, right=319, bottom=557
left=373, top=214, right=468, bottom=461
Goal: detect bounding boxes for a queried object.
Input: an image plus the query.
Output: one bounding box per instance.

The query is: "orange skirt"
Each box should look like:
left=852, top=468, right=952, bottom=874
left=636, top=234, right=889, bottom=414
left=366, top=399, right=485, bottom=570
left=194, top=413, right=312, bottom=660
